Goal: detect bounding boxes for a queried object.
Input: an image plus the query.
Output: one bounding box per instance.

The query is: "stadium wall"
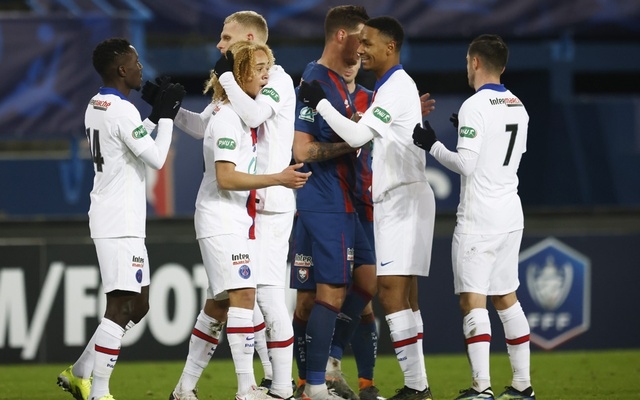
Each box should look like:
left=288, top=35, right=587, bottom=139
left=1, top=213, right=638, bottom=364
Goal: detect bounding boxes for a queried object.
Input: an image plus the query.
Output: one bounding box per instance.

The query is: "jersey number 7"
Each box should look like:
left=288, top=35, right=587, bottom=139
left=503, top=124, right=518, bottom=166
left=86, top=128, right=105, bottom=172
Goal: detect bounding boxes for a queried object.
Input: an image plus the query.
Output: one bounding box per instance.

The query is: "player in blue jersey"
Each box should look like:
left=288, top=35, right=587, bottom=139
left=290, top=5, right=374, bottom=400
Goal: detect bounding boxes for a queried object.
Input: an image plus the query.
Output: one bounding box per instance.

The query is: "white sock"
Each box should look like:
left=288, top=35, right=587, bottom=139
left=386, top=309, right=426, bottom=391
left=258, top=286, right=294, bottom=398
left=175, top=310, right=225, bottom=394
left=89, top=318, right=124, bottom=399
left=463, top=308, right=491, bottom=392
left=498, top=302, right=531, bottom=391
left=253, top=302, right=272, bottom=381
left=73, top=330, right=97, bottom=379
left=227, top=306, right=256, bottom=395
left=412, top=310, right=429, bottom=388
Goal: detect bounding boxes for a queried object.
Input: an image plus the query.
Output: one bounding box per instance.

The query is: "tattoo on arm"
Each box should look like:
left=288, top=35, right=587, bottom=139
left=305, top=141, right=355, bottom=162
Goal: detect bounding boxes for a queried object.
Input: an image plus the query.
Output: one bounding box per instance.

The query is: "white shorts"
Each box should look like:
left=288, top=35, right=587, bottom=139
left=452, top=230, right=523, bottom=295
left=375, top=182, right=435, bottom=277
left=199, top=234, right=256, bottom=300
left=94, top=237, right=150, bottom=294
left=250, top=210, right=294, bottom=287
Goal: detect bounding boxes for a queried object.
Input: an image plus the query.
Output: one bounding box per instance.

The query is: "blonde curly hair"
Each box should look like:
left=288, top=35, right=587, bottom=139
left=204, top=41, right=275, bottom=103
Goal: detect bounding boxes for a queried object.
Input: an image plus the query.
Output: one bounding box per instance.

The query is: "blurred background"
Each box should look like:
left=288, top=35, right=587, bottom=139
left=1, top=0, right=639, bottom=363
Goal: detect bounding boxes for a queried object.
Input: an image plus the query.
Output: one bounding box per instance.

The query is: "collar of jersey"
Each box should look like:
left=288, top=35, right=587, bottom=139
left=99, top=87, right=129, bottom=101
left=374, top=64, right=403, bottom=93
left=477, top=83, right=506, bottom=92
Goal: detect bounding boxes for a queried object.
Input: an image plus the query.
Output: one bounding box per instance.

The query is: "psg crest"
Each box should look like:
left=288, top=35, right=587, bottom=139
left=518, top=237, right=591, bottom=350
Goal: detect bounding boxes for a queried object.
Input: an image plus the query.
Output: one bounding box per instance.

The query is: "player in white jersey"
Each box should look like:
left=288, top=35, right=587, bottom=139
left=412, top=34, right=535, bottom=400
left=179, top=41, right=309, bottom=400
left=56, top=38, right=185, bottom=400
left=299, top=16, right=435, bottom=400
left=139, top=12, right=299, bottom=400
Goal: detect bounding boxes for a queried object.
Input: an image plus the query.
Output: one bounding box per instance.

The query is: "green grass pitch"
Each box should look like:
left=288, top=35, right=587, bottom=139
left=1, top=350, right=639, bottom=399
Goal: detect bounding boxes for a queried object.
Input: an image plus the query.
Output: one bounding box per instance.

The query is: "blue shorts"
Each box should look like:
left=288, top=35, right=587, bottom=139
left=290, top=211, right=375, bottom=290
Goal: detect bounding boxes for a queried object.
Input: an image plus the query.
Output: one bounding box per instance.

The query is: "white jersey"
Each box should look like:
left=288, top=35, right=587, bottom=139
left=253, top=65, right=296, bottom=212
left=85, top=88, right=155, bottom=238
left=194, top=103, right=257, bottom=239
left=455, top=84, right=529, bottom=234
left=358, top=67, right=429, bottom=202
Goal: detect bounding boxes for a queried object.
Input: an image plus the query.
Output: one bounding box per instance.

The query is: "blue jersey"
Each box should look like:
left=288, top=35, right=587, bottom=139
left=295, top=62, right=359, bottom=213
left=351, top=83, right=374, bottom=223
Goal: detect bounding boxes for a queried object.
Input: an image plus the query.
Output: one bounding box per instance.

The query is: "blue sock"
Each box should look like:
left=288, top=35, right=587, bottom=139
left=330, top=286, right=372, bottom=360
left=351, top=312, right=378, bottom=380
left=306, top=300, right=340, bottom=385
left=293, top=314, right=307, bottom=380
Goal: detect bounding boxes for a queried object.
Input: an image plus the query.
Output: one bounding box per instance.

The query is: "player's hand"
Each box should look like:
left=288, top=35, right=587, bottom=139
left=141, top=75, right=172, bottom=106
left=420, top=92, right=436, bottom=117
left=450, top=112, right=459, bottom=129
left=299, top=80, right=326, bottom=109
left=213, top=50, right=234, bottom=77
left=412, top=121, right=438, bottom=152
left=279, top=162, right=312, bottom=189
left=148, top=83, right=186, bottom=123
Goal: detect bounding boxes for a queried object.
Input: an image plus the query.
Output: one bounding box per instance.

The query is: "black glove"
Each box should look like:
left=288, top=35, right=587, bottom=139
left=413, top=121, right=438, bottom=152
left=213, top=50, right=234, bottom=77
left=140, top=75, right=172, bottom=106
left=148, top=83, right=186, bottom=123
left=449, top=112, right=459, bottom=129
left=299, top=80, right=326, bottom=109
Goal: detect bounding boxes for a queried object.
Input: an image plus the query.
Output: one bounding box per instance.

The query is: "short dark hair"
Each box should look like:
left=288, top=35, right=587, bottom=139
left=324, top=5, right=369, bottom=40
left=365, top=16, right=404, bottom=52
left=468, top=34, right=509, bottom=73
left=92, top=37, right=133, bottom=78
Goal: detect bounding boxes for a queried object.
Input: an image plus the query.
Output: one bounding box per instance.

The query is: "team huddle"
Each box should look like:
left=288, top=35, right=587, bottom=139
left=56, top=5, right=534, bottom=400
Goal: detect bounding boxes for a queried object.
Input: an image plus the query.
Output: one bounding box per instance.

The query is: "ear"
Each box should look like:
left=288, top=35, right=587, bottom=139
left=336, top=28, right=346, bottom=42
left=387, top=40, right=396, bottom=55
left=117, top=65, right=126, bottom=78
left=247, top=33, right=254, bottom=42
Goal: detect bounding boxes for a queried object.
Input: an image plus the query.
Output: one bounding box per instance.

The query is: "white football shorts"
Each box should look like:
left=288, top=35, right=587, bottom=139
left=249, top=210, right=294, bottom=287
left=375, top=181, right=435, bottom=277
left=452, top=229, right=523, bottom=295
left=199, top=234, right=256, bottom=300
left=94, top=237, right=150, bottom=293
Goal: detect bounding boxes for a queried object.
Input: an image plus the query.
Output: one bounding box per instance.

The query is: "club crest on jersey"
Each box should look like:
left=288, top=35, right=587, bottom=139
left=459, top=126, right=476, bottom=138
left=261, top=87, right=280, bottom=103
left=298, top=106, right=316, bottom=122
left=238, top=264, right=251, bottom=279
left=132, top=125, right=148, bottom=139
left=372, top=107, right=391, bottom=124
left=297, top=267, right=309, bottom=283
left=217, top=137, right=236, bottom=150
left=135, top=269, right=143, bottom=283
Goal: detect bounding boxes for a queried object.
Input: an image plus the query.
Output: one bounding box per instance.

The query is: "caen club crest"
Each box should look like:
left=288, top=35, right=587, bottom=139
left=519, top=237, right=591, bottom=350
left=297, top=267, right=309, bottom=283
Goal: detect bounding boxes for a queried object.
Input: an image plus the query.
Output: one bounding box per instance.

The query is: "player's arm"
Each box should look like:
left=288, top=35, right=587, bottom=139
left=173, top=103, right=216, bottom=140
left=215, top=161, right=311, bottom=190
left=219, top=72, right=274, bottom=128
left=315, top=99, right=375, bottom=147
left=138, top=119, right=174, bottom=169
left=429, top=142, right=478, bottom=176
left=293, top=130, right=355, bottom=163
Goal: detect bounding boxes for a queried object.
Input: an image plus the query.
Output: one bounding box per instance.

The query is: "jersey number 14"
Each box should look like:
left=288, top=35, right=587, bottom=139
left=86, top=128, right=105, bottom=172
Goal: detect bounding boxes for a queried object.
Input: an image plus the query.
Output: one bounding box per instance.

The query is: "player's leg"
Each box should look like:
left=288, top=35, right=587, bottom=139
left=409, top=276, right=430, bottom=394
left=491, top=230, right=535, bottom=400
left=299, top=212, right=354, bottom=400
left=350, top=301, right=381, bottom=400
left=452, top=233, right=494, bottom=400
left=254, top=210, right=295, bottom=398
left=375, top=183, right=433, bottom=400
left=171, top=297, right=228, bottom=399
left=88, top=238, right=150, bottom=400
left=253, top=302, right=272, bottom=388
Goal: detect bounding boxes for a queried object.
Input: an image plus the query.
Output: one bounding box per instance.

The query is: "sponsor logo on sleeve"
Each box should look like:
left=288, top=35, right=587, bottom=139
left=489, top=97, right=523, bottom=107
left=90, top=99, right=111, bottom=111
left=298, top=106, right=316, bottom=122
left=217, top=138, right=236, bottom=150
left=261, top=87, right=280, bottom=102
left=132, top=125, right=148, bottom=139
left=459, top=126, right=476, bottom=138
left=372, top=107, right=391, bottom=123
